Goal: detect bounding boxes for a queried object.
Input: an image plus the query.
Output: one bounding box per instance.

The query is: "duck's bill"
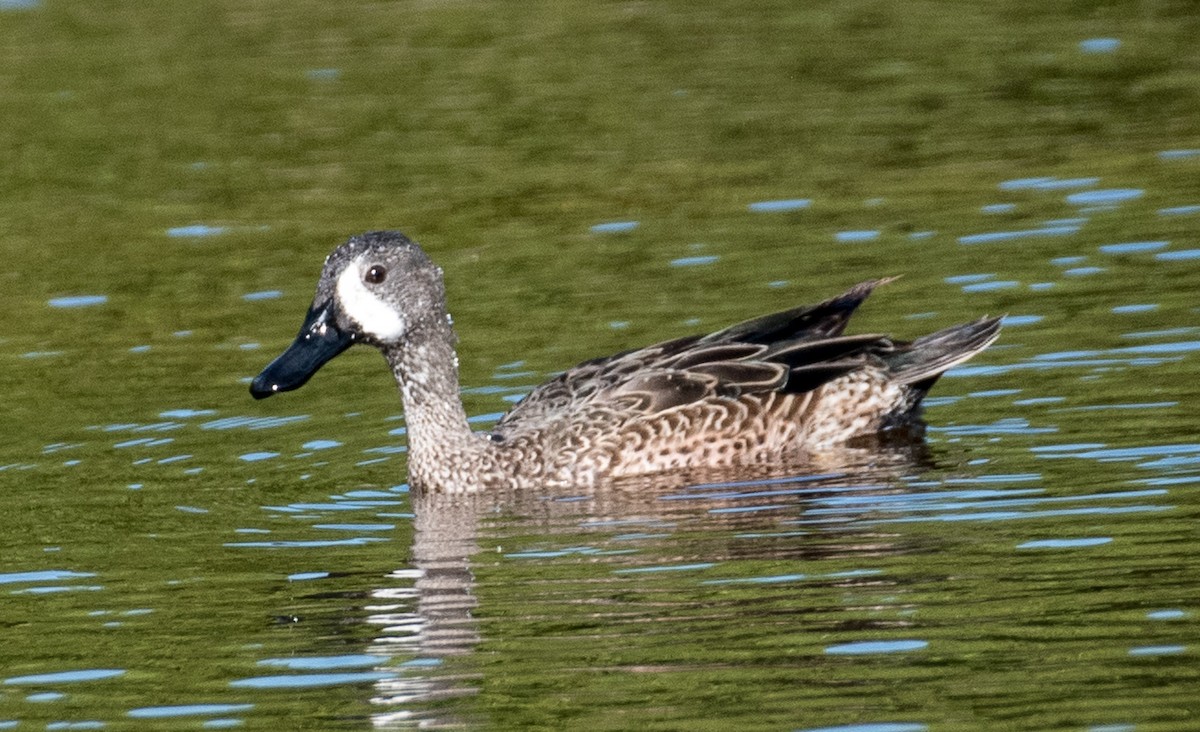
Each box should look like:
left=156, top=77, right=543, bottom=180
left=250, top=300, right=354, bottom=399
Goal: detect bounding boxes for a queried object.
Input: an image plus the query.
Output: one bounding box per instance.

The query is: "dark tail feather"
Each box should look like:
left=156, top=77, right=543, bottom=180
left=884, top=316, right=1003, bottom=392
left=701, top=277, right=898, bottom=345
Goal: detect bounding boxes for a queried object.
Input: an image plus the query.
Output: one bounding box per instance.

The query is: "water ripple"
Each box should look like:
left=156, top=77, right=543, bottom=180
left=128, top=704, right=255, bottom=719
left=48, top=295, right=107, bottom=308
left=1065, top=189, right=1143, bottom=206
left=748, top=198, right=811, bottom=212
left=229, top=671, right=396, bottom=689
left=825, top=640, right=928, bottom=655
left=4, top=669, right=125, bottom=685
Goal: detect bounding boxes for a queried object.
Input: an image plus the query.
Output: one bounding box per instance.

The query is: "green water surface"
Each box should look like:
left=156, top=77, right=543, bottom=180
left=2, top=1, right=1200, bottom=730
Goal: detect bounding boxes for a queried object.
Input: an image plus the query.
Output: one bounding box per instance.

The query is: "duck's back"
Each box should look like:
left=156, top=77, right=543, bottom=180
left=486, top=280, right=1002, bottom=483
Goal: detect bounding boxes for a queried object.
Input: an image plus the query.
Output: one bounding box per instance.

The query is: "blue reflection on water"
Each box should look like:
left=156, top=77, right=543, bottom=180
left=114, top=437, right=173, bottom=448
left=998, top=176, right=1099, bottom=190
left=242, top=290, right=282, bottom=301
left=1159, top=149, right=1200, bottom=160
left=748, top=198, right=811, bottom=212
left=590, top=221, right=639, bottom=234
left=796, top=720, right=926, bottom=724
left=239, top=451, right=278, bottom=462
left=932, top=417, right=1056, bottom=435
left=670, top=255, right=719, bottom=267
left=1155, top=248, right=1200, bottom=261
left=1000, top=315, right=1043, bottom=326
left=258, top=655, right=387, bottom=670
left=1065, top=189, right=1143, bottom=206
left=167, top=224, right=228, bottom=237
left=702, top=573, right=808, bottom=585
left=313, top=523, right=395, bottom=531
left=825, top=640, right=927, bottom=655
left=1159, top=204, right=1200, bottom=216
left=1017, top=537, right=1112, bottom=549
left=265, top=501, right=401, bottom=512
left=1046, top=217, right=1089, bottom=227
left=48, top=295, right=108, bottom=308
left=612, top=563, right=717, bottom=574
left=951, top=352, right=1182, bottom=377
left=962, top=280, right=1018, bottom=292
left=0, top=570, right=95, bottom=585
left=338, top=490, right=401, bottom=499
left=866, top=505, right=1165, bottom=524
left=1114, top=340, right=1200, bottom=355
left=129, top=704, right=254, bottom=719
left=225, top=538, right=389, bottom=548
left=1128, top=645, right=1185, bottom=656
left=1112, top=304, right=1158, bottom=314
left=1147, top=609, right=1187, bottom=620
left=203, top=415, right=308, bottom=430
left=612, top=532, right=670, bottom=541
left=229, top=671, right=396, bottom=689
left=4, top=669, right=125, bottom=685
left=1079, top=38, right=1120, bottom=53
left=958, top=225, right=1079, bottom=244
left=507, top=546, right=617, bottom=559
left=795, top=484, right=1167, bottom=525
left=101, top=421, right=184, bottom=432
left=835, top=230, right=879, bottom=243
left=1098, top=241, right=1168, bottom=254
left=1043, top=443, right=1200, bottom=461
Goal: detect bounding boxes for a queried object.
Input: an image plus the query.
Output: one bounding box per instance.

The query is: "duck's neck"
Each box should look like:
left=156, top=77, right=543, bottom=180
left=384, top=317, right=488, bottom=488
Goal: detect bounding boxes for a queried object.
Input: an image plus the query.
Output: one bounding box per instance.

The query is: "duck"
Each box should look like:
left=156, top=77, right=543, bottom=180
left=251, top=230, right=1001, bottom=493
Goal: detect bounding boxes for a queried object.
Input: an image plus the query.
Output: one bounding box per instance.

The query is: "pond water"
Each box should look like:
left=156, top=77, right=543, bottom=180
left=3, top=2, right=1200, bottom=730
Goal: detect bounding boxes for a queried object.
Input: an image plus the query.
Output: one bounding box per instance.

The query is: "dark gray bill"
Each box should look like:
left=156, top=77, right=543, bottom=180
left=250, top=300, right=355, bottom=399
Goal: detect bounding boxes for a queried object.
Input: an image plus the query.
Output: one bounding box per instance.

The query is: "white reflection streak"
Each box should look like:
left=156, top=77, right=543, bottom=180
left=369, top=495, right=483, bottom=728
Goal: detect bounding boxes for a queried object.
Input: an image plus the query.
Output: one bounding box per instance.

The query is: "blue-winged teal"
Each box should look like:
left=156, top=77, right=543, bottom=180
left=252, top=231, right=1001, bottom=493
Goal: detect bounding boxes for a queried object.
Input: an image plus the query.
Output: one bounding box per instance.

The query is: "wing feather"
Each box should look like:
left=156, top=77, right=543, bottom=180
left=495, top=280, right=898, bottom=430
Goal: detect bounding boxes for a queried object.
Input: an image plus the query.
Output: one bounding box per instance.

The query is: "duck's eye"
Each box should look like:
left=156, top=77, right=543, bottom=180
left=364, top=265, right=387, bottom=285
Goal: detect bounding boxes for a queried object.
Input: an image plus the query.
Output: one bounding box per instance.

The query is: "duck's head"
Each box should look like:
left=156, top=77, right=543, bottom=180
left=250, top=231, right=446, bottom=399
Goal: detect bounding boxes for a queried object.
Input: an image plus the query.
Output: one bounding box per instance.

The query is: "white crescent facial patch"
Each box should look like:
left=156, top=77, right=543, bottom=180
left=336, top=262, right=406, bottom=342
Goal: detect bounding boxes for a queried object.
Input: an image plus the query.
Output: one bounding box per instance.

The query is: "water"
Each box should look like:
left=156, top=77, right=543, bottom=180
left=3, top=2, right=1200, bottom=730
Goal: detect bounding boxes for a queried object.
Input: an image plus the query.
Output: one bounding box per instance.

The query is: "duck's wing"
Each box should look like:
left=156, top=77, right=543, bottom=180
left=493, top=280, right=896, bottom=429
left=699, top=277, right=896, bottom=344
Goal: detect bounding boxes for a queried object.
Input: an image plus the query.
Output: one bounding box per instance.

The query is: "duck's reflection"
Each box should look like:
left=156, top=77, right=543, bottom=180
left=366, top=443, right=935, bottom=727
left=368, top=491, right=486, bottom=727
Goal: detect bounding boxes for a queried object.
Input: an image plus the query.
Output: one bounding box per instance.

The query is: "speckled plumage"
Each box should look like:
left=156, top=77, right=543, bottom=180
left=252, top=231, right=1002, bottom=494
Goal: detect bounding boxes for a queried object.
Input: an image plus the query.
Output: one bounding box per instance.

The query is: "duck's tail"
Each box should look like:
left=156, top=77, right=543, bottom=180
left=883, top=316, right=1004, bottom=392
